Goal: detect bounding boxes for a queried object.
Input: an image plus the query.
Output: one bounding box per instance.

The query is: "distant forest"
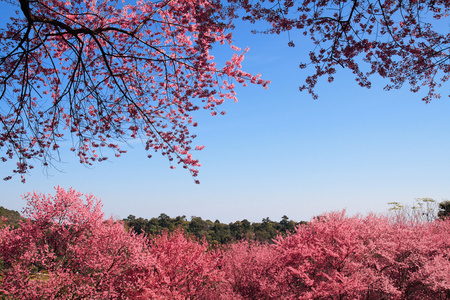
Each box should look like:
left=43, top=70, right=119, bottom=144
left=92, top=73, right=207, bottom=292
left=124, top=214, right=306, bottom=244
left=0, top=207, right=305, bottom=244
left=5, top=198, right=450, bottom=245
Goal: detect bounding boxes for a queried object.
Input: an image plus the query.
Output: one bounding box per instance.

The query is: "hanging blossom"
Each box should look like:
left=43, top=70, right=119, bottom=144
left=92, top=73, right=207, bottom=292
left=229, top=0, right=450, bottom=101
left=0, top=0, right=269, bottom=182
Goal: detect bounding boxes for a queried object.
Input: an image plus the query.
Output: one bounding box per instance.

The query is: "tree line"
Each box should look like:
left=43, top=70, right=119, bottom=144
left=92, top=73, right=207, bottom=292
left=4, top=198, right=450, bottom=245
left=123, top=214, right=304, bottom=244
left=0, top=206, right=303, bottom=244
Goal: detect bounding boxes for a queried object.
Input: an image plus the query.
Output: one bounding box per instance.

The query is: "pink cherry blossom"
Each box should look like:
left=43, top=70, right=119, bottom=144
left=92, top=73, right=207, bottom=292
left=0, top=0, right=269, bottom=182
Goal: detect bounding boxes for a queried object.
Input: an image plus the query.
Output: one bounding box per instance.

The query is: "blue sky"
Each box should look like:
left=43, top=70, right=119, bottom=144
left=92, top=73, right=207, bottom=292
left=2, top=2, right=450, bottom=223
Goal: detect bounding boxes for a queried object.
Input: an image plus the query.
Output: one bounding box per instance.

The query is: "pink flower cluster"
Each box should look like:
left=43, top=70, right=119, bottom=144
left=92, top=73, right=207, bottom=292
left=231, top=0, right=450, bottom=102
left=0, top=0, right=270, bottom=182
left=1, top=188, right=450, bottom=299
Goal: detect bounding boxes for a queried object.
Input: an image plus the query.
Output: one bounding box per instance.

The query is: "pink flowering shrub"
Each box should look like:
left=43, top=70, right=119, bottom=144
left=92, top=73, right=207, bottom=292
left=147, top=229, right=224, bottom=298
left=220, top=240, right=287, bottom=299
left=0, top=187, right=224, bottom=299
left=224, top=212, right=450, bottom=299
left=0, top=187, right=158, bottom=298
left=2, top=188, right=450, bottom=299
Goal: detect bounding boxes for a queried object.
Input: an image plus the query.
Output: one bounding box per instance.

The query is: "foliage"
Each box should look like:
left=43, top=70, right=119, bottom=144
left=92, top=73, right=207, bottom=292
left=124, top=213, right=301, bottom=244
left=0, top=0, right=269, bottom=182
left=438, top=200, right=450, bottom=219
left=0, top=207, right=24, bottom=229
left=230, top=0, right=450, bottom=101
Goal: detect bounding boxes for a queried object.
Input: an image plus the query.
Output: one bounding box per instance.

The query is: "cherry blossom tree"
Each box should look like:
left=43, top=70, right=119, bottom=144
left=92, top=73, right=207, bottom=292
left=0, top=187, right=158, bottom=298
left=221, top=240, right=286, bottom=298
left=0, top=187, right=227, bottom=299
left=230, top=0, right=450, bottom=101
left=4, top=0, right=446, bottom=183
left=0, top=0, right=269, bottom=182
left=147, top=229, right=225, bottom=298
left=223, top=212, right=450, bottom=299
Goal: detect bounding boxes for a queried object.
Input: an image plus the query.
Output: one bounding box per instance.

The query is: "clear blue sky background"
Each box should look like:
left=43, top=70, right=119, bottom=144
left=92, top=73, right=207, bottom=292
left=2, top=2, right=450, bottom=223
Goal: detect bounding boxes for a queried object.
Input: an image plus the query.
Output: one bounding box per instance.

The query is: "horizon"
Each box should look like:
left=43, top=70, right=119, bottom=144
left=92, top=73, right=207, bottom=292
left=1, top=1, right=450, bottom=224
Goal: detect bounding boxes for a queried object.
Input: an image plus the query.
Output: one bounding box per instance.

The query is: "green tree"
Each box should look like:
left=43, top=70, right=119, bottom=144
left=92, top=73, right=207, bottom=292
left=188, top=217, right=212, bottom=240
left=438, top=201, right=450, bottom=220
left=0, top=206, right=24, bottom=228
left=211, top=221, right=232, bottom=244
left=279, top=215, right=296, bottom=233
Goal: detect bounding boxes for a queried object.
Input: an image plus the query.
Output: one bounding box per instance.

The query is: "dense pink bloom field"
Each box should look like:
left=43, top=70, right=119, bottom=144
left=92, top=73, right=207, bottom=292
left=1, top=188, right=450, bottom=299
